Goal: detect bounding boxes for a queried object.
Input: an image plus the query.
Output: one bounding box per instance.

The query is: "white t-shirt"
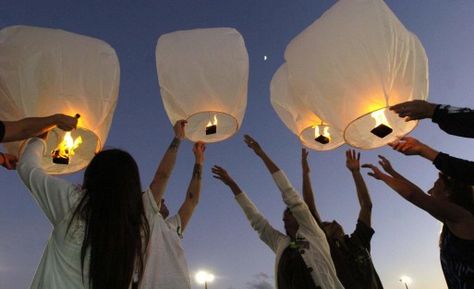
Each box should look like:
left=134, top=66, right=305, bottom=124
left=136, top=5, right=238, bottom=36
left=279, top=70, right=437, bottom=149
left=140, top=195, right=191, bottom=289
left=17, top=138, right=159, bottom=289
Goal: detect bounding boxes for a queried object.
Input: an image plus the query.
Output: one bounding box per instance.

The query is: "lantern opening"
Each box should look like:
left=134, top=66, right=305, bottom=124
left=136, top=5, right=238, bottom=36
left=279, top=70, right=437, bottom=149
left=314, top=125, right=331, bottom=144
left=51, top=132, right=83, bottom=165
left=370, top=109, right=393, bottom=138
left=205, top=115, right=218, bottom=135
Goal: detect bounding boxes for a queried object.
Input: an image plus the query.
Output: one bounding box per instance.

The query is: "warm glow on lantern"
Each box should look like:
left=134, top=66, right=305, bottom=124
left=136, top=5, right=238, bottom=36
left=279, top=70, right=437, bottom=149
left=370, top=109, right=393, bottom=138
left=51, top=132, right=83, bottom=164
left=314, top=124, right=331, bottom=144
left=205, top=114, right=218, bottom=135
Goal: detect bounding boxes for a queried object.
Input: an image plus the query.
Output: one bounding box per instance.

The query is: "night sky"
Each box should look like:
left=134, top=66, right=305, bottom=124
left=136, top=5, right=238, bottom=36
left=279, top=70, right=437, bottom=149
left=1, top=1, right=474, bottom=288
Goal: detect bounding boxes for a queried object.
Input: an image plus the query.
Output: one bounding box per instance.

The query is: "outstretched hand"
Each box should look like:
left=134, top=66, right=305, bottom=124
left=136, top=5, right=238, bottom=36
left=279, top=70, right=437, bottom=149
left=361, top=163, right=386, bottom=180
left=0, top=153, right=17, bottom=170
left=244, top=134, right=264, bottom=156
left=389, top=100, right=436, bottom=121
left=377, top=155, right=396, bottom=175
left=389, top=136, right=425, bottom=156
left=193, top=142, right=206, bottom=164
left=174, top=120, right=187, bottom=140
left=302, top=148, right=310, bottom=174
left=345, top=149, right=360, bottom=172
left=212, top=165, right=236, bottom=187
left=55, top=114, right=78, bottom=131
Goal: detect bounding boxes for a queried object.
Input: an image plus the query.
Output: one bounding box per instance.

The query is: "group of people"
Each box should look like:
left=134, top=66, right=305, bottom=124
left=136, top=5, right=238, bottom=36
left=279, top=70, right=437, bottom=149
left=0, top=99, right=472, bottom=289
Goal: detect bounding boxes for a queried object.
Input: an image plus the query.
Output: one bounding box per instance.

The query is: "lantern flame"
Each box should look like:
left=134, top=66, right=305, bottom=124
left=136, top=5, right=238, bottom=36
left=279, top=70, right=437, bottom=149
left=371, top=109, right=391, bottom=128
left=52, top=132, right=83, bottom=162
left=206, top=115, right=218, bottom=127
left=314, top=125, right=331, bottom=144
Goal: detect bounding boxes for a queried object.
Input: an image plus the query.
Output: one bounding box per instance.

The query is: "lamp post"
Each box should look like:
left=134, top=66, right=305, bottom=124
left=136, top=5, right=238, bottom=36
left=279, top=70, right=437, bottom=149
left=399, top=275, right=412, bottom=289
left=195, top=270, right=215, bottom=289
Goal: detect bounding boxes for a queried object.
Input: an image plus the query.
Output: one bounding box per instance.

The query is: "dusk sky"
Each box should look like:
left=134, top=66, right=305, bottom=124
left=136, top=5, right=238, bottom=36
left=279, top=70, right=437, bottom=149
left=1, top=1, right=474, bottom=289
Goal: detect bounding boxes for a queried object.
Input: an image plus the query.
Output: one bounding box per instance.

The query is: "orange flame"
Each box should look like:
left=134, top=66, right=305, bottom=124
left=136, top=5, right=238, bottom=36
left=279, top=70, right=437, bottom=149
left=54, top=132, right=83, bottom=159
left=206, top=115, right=218, bottom=127
left=314, top=125, right=331, bottom=139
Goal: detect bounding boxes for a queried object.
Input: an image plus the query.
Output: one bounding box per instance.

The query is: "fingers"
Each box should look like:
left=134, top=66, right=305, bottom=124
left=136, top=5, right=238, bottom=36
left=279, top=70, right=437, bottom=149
left=302, top=148, right=308, bottom=158
left=244, top=134, right=256, bottom=146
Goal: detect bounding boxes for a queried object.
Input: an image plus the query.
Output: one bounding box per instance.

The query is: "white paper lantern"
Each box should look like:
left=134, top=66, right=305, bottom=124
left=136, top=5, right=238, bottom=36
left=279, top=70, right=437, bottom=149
left=0, top=26, right=120, bottom=174
left=271, top=64, right=344, bottom=151
left=285, top=0, right=428, bottom=149
left=156, top=28, right=248, bottom=143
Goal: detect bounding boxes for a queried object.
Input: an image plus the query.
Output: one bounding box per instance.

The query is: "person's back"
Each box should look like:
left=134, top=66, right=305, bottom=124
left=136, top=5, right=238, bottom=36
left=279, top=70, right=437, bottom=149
left=17, top=137, right=157, bottom=289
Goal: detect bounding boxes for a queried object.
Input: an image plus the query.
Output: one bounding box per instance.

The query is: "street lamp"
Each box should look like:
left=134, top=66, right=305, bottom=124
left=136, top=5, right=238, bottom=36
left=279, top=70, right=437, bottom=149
left=399, top=275, right=412, bottom=289
left=195, top=270, right=215, bottom=289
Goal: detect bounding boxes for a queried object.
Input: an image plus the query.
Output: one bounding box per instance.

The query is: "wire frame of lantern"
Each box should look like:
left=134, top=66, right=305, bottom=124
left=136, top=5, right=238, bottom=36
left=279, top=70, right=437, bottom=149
left=284, top=0, right=428, bottom=149
left=156, top=28, right=249, bottom=143
left=0, top=26, right=120, bottom=174
left=270, top=64, right=344, bottom=151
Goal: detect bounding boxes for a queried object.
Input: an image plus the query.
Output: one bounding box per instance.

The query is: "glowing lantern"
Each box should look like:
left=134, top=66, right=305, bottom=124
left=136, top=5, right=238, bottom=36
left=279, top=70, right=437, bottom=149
left=284, top=0, right=428, bottom=149
left=0, top=26, right=120, bottom=174
left=156, top=28, right=248, bottom=143
left=270, top=64, right=344, bottom=151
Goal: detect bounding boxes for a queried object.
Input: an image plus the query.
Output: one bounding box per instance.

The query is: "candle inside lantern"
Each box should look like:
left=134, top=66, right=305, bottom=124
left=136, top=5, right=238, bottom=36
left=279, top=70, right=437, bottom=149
left=314, top=125, right=331, bottom=144
left=370, top=109, right=393, bottom=138
left=51, top=132, right=83, bottom=164
left=205, top=114, right=218, bottom=135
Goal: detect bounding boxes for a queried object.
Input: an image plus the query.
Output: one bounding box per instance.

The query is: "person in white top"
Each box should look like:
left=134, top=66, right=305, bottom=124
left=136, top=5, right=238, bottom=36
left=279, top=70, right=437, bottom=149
left=140, top=120, right=205, bottom=289
left=212, top=135, right=344, bottom=289
left=0, top=114, right=77, bottom=170
left=17, top=132, right=159, bottom=289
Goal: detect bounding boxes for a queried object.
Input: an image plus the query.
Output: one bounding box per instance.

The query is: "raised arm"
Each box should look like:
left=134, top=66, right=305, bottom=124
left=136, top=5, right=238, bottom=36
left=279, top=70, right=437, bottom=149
left=244, top=134, right=279, bottom=174
left=1, top=114, right=78, bottom=143
left=346, top=150, right=372, bottom=227
left=0, top=152, right=17, bottom=170
left=363, top=157, right=469, bottom=223
left=178, top=142, right=205, bottom=232
left=212, top=165, right=285, bottom=251
left=301, top=148, right=323, bottom=225
left=149, top=120, right=186, bottom=204
left=390, top=136, right=474, bottom=185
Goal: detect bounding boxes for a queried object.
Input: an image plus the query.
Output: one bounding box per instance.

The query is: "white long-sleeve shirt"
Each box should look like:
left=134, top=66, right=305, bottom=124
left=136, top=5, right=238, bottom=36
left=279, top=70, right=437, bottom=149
left=235, top=170, right=344, bottom=289
left=17, top=138, right=158, bottom=289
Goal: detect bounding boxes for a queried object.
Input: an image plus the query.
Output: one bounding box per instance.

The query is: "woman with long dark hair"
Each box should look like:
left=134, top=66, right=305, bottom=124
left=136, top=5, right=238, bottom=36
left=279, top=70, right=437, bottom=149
left=363, top=156, right=474, bottom=289
left=15, top=122, right=189, bottom=289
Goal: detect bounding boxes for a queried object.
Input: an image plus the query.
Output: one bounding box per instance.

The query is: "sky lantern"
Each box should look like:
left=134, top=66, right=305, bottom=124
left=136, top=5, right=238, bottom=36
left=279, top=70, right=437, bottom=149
left=284, top=0, right=428, bottom=149
left=0, top=25, right=120, bottom=174
left=156, top=28, right=248, bottom=143
left=270, top=64, right=344, bottom=151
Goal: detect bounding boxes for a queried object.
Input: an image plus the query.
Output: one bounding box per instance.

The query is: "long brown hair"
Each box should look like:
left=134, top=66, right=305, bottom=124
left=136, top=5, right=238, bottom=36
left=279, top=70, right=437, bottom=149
left=70, top=149, right=149, bottom=289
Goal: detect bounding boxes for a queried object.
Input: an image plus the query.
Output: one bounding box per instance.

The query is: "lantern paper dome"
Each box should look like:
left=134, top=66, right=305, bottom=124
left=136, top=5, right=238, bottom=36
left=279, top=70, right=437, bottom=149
left=0, top=26, right=120, bottom=174
left=284, top=0, right=429, bottom=149
left=271, top=64, right=344, bottom=151
left=156, top=28, right=249, bottom=143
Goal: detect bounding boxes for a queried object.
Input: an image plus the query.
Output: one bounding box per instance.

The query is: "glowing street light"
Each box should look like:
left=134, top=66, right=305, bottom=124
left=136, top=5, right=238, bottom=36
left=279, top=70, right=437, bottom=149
left=195, top=270, right=215, bottom=289
left=399, top=275, right=412, bottom=289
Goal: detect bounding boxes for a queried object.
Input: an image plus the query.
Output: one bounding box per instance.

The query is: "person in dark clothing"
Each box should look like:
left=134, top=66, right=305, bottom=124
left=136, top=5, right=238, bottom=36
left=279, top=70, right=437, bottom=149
left=0, top=115, right=77, bottom=170
left=364, top=156, right=474, bottom=289
left=302, top=148, right=384, bottom=289
left=390, top=100, right=474, bottom=184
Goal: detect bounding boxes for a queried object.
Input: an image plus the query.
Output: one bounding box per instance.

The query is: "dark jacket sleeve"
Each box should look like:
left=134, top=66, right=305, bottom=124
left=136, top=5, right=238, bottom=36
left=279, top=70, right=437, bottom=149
left=432, top=105, right=474, bottom=138
left=433, top=152, right=474, bottom=185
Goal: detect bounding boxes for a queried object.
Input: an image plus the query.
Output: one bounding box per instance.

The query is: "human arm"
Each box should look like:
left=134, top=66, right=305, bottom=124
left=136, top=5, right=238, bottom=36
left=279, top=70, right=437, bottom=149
left=0, top=152, right=17, bottom=170
left=17, top=137, right=80, bottom=225
left=346, top=149, right=372, bottom=227
left=301, top=148, right=323, bottom=225
left=1, top=114, right=78, bottom=143
left=212, top=165, right=285, bottom=251
left=244, top=135, right=279, bottom=174
left=177, top=142, right=205, bottom=232
left=390, top=100, right=437, bottom=121
left=149, top=120, right=186, bottom=205
left=390, top=136, right=474, bottom=184
left=363, top=158, right=470, bottom=223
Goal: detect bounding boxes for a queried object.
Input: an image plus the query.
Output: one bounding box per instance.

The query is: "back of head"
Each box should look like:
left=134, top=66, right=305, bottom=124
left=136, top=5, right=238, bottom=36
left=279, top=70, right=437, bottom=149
left=74, top=149, right=149, bottom=289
